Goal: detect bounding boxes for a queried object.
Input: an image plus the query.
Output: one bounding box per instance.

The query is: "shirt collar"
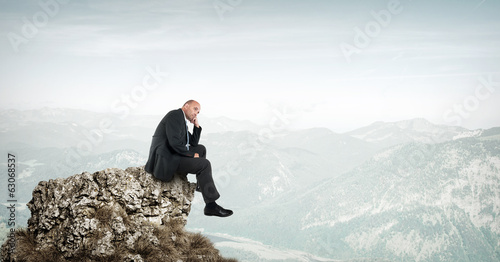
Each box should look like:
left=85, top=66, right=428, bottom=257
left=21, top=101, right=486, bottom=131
left=181, top=109, right=189, bottom=124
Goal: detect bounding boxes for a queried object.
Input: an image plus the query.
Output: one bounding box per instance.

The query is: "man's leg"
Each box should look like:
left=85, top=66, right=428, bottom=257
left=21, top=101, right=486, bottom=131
left=176, top=144, right=232, bottom=217
left=177, top=147, right=220, bottom=203
left=190, top=144, right=206, bottom=158
left=188, top=145, right=209, bottom=192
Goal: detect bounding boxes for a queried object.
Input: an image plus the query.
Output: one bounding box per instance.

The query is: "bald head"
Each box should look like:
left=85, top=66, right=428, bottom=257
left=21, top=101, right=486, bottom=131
left=182, top=100, right=201, bottom=124
left=183, top=100, right=199, bottom=107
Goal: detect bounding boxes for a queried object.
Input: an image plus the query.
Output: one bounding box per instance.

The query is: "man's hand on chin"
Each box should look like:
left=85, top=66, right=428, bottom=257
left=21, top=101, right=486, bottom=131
left=193, top=117, right=200, bottom=128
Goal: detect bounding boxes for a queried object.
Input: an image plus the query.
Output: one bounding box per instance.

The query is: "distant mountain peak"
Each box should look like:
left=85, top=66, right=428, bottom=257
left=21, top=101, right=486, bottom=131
left=346, top=118, right=470, bottom=146
left=369, top=118, right=438, bottom=130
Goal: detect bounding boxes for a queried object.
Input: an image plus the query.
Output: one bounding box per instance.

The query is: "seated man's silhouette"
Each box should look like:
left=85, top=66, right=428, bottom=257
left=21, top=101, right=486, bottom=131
left=145, top=100, right=233, bottom=217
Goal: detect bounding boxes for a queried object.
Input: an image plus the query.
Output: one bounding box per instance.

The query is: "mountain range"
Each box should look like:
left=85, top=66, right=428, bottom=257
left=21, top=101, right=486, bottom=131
left=207, top=138, right=500, bottom=261
left=1, top=108, right=499, bottom=261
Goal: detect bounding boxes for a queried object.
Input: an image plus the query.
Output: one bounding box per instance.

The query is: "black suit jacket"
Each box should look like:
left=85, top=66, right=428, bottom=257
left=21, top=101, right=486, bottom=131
left=145, top=108, right=202, bottom=181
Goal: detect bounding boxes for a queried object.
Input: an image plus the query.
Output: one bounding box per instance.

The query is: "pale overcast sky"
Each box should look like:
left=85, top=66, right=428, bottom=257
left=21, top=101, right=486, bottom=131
left=1, top=0, right=499, bottom=131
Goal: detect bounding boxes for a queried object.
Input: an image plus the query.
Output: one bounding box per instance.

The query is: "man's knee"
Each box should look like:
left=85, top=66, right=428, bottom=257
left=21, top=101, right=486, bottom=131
left=196, top=144, right=207, bottom=157
left=192, top=156, right=210, bottom=168
left=201, top=158, right=211, bottom=170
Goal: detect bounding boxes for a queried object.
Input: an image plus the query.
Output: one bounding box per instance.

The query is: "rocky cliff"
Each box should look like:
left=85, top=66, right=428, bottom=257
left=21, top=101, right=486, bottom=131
left=1, top=166, right=236, bottom=262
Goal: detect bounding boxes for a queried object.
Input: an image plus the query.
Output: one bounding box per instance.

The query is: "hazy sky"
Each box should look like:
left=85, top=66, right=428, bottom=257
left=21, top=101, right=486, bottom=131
left=1, top=0, right=499, bottom=132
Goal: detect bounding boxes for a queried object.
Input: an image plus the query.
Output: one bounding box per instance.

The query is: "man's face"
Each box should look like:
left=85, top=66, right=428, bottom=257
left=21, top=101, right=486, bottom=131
left=184, top=102, right=201, bottom=123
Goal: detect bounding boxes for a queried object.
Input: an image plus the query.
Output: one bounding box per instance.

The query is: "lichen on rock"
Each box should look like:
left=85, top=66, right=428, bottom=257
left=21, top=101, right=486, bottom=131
left=1, top=166, right=236, bottom=262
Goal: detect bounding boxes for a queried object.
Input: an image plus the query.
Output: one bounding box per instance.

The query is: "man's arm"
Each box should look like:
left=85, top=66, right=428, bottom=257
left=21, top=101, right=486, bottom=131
left=165, top=112, right=194, bottom=157
left=190, top=118, right=202, bottom=158
left=189, top=125, right=202, bottom=146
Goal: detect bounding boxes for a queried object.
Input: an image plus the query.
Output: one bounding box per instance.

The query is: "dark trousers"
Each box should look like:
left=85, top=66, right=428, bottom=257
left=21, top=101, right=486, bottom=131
left=176, top=144, right=220, bottom=203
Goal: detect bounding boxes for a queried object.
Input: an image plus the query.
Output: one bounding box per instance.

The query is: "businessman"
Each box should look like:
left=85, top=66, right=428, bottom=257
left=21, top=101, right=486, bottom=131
left=145, top=100, right=233, bottom=217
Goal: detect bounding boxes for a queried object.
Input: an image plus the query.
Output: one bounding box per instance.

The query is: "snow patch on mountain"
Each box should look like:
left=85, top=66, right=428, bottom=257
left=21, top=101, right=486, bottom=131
left=344, top=221, right=398, bottom=251
left=453, top=129, right=483, bottom=140
left=296, top=140, right=500, bottom=261
left=259, top=157, right=293, bottom=200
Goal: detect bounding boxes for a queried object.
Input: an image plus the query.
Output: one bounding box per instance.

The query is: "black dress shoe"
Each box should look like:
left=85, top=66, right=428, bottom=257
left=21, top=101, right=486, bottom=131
left=204, top=203, right=233, bottom=217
